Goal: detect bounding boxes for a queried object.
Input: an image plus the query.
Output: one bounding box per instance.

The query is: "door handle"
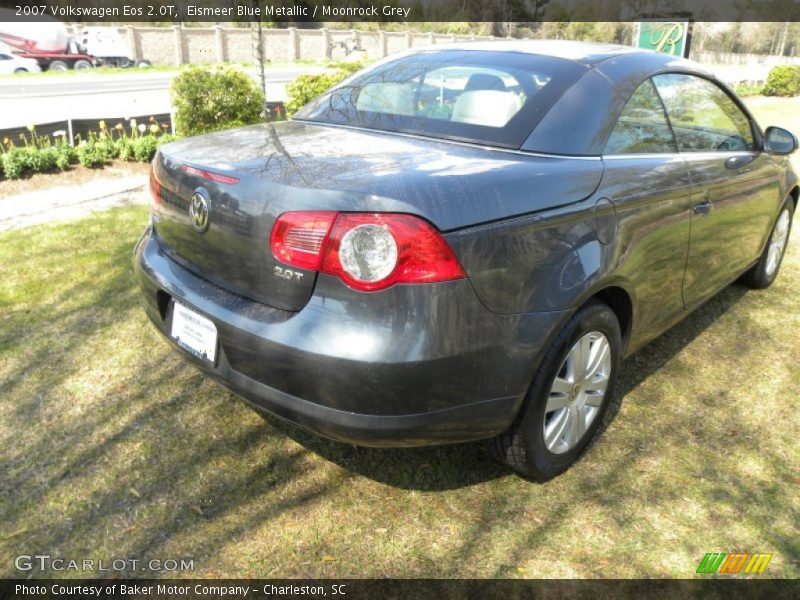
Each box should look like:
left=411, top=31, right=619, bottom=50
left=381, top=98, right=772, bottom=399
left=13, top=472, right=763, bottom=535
left=725, top=155, right=755, bottom=171
left=693, top=200, right=713, bottom=215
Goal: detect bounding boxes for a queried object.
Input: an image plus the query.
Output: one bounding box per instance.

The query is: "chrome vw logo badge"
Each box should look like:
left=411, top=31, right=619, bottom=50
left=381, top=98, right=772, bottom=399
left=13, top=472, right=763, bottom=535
left=189, top=191, right=210, bottom=233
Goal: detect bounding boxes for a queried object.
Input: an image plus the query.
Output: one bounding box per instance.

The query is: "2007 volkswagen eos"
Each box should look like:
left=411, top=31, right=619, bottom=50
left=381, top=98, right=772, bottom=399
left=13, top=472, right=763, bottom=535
left=135, top=41, right=797, bottom=480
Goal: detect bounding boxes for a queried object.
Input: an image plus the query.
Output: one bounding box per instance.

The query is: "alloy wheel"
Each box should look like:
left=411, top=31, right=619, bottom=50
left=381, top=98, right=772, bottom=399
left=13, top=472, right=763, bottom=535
left=765, top=209, right=790, bottom=277
left=543, top=331, right=612, bottom=454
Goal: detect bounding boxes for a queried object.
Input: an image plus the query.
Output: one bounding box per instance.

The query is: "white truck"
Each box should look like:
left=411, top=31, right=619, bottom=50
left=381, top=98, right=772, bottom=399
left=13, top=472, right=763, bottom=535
left=0, top=20, right=146, bottom=71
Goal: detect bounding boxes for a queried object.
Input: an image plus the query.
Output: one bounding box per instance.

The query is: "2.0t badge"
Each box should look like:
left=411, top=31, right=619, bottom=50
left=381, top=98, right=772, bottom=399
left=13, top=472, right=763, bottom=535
left=190, top=190, right=210, bottom=233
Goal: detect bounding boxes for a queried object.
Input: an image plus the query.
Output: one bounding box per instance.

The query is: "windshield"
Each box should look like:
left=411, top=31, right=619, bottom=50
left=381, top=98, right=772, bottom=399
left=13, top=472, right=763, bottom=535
left=294, top=50, right=587, bottom=149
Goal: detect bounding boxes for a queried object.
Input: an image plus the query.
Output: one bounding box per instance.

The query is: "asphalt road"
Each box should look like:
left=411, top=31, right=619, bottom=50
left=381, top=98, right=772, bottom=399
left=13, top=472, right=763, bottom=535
left=0, top=66, right=323, bottom=128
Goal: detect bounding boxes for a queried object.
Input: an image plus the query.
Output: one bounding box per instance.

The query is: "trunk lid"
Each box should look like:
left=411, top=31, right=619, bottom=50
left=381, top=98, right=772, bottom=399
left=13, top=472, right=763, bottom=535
left=153, top=120, right=603, bottom=311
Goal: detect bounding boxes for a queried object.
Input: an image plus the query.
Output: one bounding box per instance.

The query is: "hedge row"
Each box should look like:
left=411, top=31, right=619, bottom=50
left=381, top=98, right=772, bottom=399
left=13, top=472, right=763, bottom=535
left=284, top=61, right=365, bottom=117
left=1, top=120, right=176, bottom=180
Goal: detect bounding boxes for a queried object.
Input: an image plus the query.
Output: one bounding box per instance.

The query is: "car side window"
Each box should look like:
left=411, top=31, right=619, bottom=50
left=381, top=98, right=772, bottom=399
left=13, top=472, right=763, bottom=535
left=605, top=79, right=677, bottom=154
left=652, top=74, right=755, bottom=152
left=0, top=54, right=11, bottom=60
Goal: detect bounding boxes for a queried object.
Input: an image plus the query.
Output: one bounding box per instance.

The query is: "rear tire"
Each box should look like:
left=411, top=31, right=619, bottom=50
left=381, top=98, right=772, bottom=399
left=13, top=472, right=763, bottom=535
left=13, top=68, right=27, bottom=74
left=48, top=60, right=68, bottom=72
left=741, top=201, right=794, bottom=289
left=73, top=60, right=92, bottom=70
left=490, top=300, right=622, bottom=481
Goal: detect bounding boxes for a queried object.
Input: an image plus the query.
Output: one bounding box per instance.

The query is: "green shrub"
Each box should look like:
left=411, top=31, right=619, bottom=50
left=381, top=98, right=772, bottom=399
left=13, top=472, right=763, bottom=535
left=22, top=146, right=58, bottom=173
left=132, top=136, right=159, bottom=162
left=734, top=82, right=763, bottom=97
left=116, top=138, right=136, bottom=161
left=54, top=143, right=76, bottom=170
left=76, top=139, right=110, bottom=168
left=171, top=66, right=265, bottom=136
left=0, top=146, right=62, bottom=178
left=1, top=148, right=25, bottom=179
left=285, top=73, right=341, bottom=118
left=762, top=65, right=800, bottom=97
left=96, top=135, right=118, bottom=160
left=285, top=63, right=365, bottom=118
left=13, top=147, right=34, bottom=173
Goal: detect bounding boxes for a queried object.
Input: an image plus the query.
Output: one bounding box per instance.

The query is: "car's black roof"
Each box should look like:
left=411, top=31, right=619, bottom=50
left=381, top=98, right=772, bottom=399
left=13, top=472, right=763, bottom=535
left=398, top=40, right=718, bottom=155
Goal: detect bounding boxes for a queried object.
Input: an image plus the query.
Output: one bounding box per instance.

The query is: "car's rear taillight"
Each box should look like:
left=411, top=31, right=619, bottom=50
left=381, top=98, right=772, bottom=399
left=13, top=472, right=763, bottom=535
left=270, top=211, right=337, bottom=271
left=149, top=169, right=161, bottom=212
left=270, top=211, right=465, bottom=291
left=322, top=213, right=465, bottom=291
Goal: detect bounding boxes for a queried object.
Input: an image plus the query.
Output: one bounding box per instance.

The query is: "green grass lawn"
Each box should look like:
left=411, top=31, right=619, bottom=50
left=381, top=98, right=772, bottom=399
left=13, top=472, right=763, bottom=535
left=1, top=105, right=799, bottom=579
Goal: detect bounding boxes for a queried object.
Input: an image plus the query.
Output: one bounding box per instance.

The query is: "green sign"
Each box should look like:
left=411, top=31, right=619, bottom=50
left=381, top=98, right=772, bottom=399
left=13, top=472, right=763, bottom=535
left=636, top=21, right=690, bottom=58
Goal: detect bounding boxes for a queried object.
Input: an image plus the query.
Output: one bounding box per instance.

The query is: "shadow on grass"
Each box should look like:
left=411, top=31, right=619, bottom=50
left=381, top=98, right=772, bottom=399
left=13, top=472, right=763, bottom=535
left=260, top=416, right=509, bottom=491
left=258, top=283, right=753, bottom=492
left=601, top=283, right=750, bottom=434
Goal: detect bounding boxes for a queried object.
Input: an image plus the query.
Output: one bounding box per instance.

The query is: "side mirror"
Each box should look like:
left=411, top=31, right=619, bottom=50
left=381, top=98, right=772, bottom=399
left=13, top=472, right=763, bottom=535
left=764, top=126, right=797, bottom=155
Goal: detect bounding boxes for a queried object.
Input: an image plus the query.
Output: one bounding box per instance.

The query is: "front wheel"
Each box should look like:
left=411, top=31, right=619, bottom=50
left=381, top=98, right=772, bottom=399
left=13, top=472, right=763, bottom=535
left=490, top=300, right=622, bottom=481
left=742, top=202, right=794, bottom=289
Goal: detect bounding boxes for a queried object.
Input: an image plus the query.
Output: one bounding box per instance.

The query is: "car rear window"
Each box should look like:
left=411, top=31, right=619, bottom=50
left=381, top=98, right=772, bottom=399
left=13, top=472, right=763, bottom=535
left=294, top=50, right=587, bottom=149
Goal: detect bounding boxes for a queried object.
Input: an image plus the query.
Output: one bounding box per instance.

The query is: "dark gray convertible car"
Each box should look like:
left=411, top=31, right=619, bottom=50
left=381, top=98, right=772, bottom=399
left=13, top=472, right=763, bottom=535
left=135, top=41, right=797, bottom=479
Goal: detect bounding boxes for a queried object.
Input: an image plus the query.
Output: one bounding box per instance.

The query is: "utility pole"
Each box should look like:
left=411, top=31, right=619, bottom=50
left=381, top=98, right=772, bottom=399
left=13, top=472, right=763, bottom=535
left=251, top=0, right=268, bottom=116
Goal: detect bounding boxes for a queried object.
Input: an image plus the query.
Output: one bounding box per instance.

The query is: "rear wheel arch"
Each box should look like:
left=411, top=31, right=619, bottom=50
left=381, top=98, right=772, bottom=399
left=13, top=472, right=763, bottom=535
left=591, top=286, right=633, bottom=353
left=559, top=283, right=634, bottom=356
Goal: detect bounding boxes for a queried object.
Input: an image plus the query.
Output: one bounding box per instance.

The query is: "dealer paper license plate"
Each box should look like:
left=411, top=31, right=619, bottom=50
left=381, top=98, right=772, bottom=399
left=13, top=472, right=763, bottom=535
left=171, top=302, right=218, bottom=363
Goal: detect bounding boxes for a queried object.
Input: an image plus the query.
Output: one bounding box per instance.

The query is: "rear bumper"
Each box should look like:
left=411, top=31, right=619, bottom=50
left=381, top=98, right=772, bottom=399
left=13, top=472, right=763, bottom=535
left=134, top=225, right=566, bottom=446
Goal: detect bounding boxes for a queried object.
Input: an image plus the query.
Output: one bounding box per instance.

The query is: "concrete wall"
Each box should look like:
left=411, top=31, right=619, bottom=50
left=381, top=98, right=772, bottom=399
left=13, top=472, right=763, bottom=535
left=89, top=26, right=493, bottom=66
left=75, top=25, right=800, bottom=85
left=134, top=27, right=179, bottom=66
left=181, top=27, right=217, bottom=65
left=221, top=28, right=251, bottom=64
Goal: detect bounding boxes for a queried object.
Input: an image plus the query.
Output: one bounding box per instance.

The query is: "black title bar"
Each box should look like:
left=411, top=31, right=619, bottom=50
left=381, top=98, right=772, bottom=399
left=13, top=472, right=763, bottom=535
left=2, top=0, right=800, bottom=23
left=2, top=578, right=798, bottom=599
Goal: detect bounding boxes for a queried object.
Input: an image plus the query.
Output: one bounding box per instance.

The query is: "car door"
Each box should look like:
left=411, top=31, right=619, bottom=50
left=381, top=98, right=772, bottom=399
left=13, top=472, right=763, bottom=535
left=600, top=78, right=694, bottom=346
left=652, top=73, right=780, bottom=309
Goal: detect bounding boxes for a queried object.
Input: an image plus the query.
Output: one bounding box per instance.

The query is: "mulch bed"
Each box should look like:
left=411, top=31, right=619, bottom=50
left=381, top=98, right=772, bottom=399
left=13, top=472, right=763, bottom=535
left=0, top=161, right=150, bottom=199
